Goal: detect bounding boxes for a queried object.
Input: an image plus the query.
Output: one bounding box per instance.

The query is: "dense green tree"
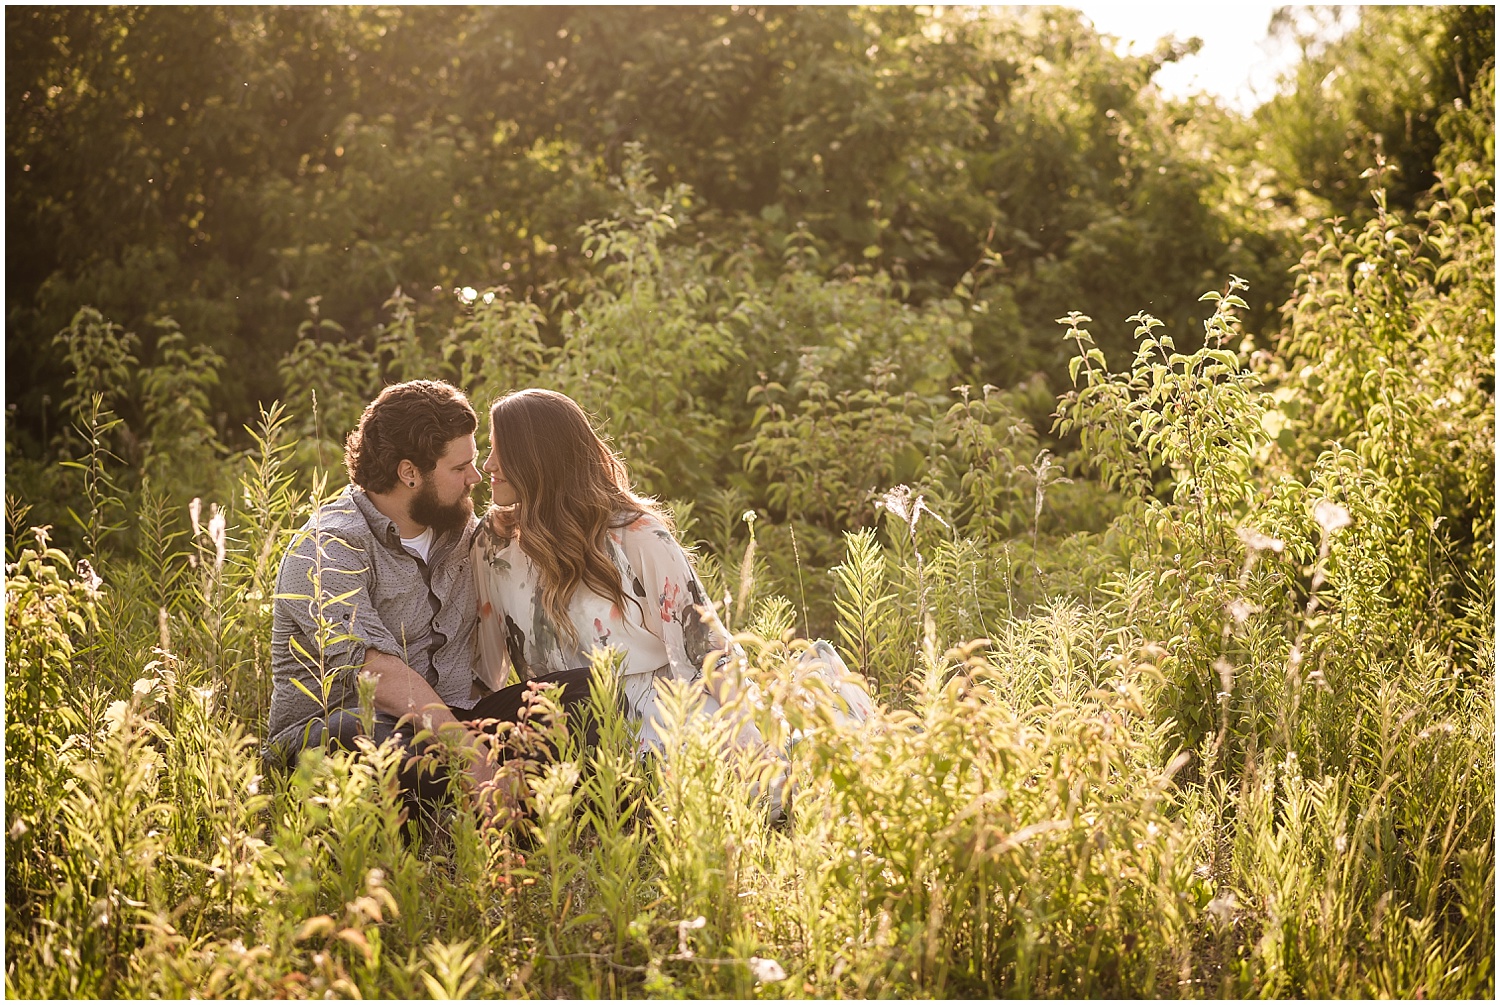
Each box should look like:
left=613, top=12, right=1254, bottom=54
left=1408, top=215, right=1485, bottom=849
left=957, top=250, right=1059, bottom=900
left=1256, top=4, right=1495, bottom=217
left=7, top=5, right=1302, bottom=455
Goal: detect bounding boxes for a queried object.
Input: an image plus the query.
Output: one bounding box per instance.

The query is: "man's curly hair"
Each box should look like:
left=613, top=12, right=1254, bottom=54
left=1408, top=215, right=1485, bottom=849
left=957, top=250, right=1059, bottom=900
left=344, top=380, right=477, bottom=493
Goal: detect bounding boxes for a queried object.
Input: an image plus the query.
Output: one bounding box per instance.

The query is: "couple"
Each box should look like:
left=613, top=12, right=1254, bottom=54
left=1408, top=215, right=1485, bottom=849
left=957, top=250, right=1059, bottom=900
left=266, top=380, right=861, bottom=813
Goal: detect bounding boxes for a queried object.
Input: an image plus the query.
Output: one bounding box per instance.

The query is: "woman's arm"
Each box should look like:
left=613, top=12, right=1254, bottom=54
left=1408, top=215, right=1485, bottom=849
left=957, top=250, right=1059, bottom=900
left=620, top=517, right=731, bottom=681
left=622, top=517, right=772, bottom=742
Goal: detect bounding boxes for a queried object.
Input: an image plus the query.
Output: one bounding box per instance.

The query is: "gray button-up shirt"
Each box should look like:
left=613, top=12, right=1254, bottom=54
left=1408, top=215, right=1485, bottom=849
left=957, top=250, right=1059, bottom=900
left=268, top=485, right=480, bottom=749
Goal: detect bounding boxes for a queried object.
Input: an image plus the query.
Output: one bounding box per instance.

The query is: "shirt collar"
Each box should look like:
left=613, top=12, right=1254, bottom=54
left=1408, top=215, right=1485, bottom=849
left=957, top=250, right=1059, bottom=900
left=348, top=484, right=404, bottom=550
left=347, top=484, right=479, bottom=554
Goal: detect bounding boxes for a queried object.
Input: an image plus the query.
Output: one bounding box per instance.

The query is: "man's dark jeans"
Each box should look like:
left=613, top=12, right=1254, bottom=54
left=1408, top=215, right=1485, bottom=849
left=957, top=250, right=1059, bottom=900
left=267, top=667, right=601, bottom=813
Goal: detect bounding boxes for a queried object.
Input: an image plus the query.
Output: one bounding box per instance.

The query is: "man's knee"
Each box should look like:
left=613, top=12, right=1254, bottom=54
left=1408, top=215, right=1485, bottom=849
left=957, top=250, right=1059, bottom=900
left=263, top=709, right=403, bottom=770
left=323, top=709, right=367, bottom=751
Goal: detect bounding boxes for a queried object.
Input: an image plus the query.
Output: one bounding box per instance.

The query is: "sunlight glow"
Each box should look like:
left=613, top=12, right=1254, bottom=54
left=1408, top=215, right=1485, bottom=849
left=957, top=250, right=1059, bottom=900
left=1068, top=3, right=1358, bottom=112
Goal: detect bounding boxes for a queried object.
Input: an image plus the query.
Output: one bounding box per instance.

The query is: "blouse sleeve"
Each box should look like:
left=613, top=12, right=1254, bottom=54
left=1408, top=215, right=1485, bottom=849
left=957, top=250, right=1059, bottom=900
left=471, top=523, right=514, bottom=692
left=620, top=517, right=731, bottom=684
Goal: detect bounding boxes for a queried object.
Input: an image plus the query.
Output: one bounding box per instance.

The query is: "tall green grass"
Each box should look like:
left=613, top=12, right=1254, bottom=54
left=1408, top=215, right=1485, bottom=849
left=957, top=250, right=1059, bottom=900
left=6, top=142, right=1493, bottom=995
left=5, top=432, right=1490, bottom=996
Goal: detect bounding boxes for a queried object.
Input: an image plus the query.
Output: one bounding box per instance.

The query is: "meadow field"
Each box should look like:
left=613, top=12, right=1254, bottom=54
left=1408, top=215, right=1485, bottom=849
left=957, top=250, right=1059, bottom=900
left=5, top=6, right=1494, bottom=997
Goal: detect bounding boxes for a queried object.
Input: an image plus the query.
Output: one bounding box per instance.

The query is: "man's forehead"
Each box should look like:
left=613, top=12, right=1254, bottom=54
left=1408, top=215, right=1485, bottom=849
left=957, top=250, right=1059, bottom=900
left=438, top=433, right=477, bottom=463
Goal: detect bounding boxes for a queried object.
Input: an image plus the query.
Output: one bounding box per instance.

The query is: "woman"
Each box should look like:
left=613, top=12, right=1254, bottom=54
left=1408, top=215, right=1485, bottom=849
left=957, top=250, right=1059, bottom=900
left=471, top=388, right=765, bottom=753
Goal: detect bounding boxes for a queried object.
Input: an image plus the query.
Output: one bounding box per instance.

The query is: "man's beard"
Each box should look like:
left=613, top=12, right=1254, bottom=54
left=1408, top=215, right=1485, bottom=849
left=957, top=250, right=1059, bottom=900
left=409, top=478, right=474, bottom=536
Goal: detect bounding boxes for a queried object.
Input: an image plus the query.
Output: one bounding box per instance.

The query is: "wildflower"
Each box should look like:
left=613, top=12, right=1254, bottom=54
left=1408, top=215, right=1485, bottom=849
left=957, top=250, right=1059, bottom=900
left=674, top=915, right=707, bottom=959
left=1235, top=526, right=1285, bottom=554
left=879, top=485, right=913, bottom=524
left=877, top=484, right=948, bottom=533
left=208, top=505, right=227, bottom=571
left=102, top=699, right=130, bottom=736
left=75, top=559, right=102, bottom=594
left=189, top=497, right=202, bottom=537
left=1214, top=657, right=1234, bottom=698
left=1226, top=598, right=1257, bottom=625
left=150, top=648, right=180, bottom=686
left=747, top=957, right=787, bottom=983
left=133, top=677, right=165, bottom=704
left=1313, top=499, right=1352, bottom=534
left=1205, top=892, right=1239, bottom=924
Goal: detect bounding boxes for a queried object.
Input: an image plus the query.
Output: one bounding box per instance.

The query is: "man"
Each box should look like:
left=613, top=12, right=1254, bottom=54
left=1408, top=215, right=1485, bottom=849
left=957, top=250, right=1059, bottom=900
left=267, top=379, right=494, bottom=800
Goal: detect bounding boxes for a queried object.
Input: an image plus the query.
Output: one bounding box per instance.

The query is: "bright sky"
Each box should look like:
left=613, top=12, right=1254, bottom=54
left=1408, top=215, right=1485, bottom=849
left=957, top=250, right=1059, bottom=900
left=1068, top=3, right=1358, bottom=112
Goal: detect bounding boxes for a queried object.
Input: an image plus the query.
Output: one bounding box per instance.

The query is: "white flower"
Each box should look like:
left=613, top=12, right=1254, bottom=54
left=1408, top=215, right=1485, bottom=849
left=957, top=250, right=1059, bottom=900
left=876, top=484, right=947, bottom=532
left=208, top=506, right=227, bottom=571
left=673, top=915, right=706, bottom=959
left=102, top=699, right=129, bottom=735
left=1226, top=598, right=1257, bottom=625
left=1313, top=499, right=1352, bottom=534
left=878, top=485, right=913, bottom=523
left=1235, top=526, right=1285, bottom=554
left=1205, top=892, right=1239, bottom=924
left=458, top=286, right=478, bottom=305
left=747, top=957, right=787, bottom=983
left=75, top=559, right=103, bottom=594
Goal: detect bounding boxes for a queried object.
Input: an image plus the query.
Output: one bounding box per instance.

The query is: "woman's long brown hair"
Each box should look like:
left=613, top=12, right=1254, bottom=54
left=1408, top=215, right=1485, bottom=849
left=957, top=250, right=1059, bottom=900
left=487, top=389, right=672, bottom=647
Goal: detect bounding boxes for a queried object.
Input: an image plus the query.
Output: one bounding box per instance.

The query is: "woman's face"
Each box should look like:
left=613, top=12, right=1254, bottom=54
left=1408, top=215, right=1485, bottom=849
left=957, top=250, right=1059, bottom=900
left=482, top=426, right=519, bottom=507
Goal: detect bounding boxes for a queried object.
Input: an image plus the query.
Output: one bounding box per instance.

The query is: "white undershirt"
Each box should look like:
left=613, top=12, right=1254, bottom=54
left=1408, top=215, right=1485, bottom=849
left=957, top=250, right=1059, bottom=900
left=400, top=526, right=434, bottom=564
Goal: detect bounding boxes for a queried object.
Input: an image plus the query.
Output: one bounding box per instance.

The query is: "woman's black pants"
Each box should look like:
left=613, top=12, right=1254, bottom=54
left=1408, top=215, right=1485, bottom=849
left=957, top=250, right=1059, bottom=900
left=273, top=667, right=601, bottom=817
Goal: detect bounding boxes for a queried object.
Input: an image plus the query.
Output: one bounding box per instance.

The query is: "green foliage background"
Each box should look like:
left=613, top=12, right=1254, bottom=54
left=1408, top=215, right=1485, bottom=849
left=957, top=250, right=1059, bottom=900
left=4, top=4, right=1495, bottom=1000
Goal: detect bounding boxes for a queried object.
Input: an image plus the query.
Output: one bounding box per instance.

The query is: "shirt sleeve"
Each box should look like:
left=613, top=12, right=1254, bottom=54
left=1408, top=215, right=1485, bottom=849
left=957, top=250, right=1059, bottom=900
left=620, top=517, right=731, bottom=683
left=274, top=524, right=402, bottom=685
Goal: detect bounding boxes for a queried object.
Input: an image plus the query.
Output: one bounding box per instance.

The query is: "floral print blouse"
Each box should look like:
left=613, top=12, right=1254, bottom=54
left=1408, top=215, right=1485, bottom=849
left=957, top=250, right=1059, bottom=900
left=472, top=511, right=746, bottom=750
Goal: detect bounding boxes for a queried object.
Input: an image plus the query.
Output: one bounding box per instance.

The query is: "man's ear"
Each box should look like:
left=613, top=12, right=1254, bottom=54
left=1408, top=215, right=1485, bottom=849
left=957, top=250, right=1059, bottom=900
left=396, top=459, right=419, bottom=488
